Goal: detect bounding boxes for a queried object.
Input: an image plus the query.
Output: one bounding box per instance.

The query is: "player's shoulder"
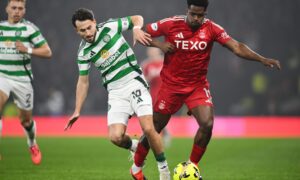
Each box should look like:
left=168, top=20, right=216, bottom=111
left=102, top=18, right=118, bottom=26
left=159, top=15, right=185, bottom=24
left=77, top=40, right=88, bottom=56
left=0, top=20, right=7, bottom=25
left=22, top=19, right=40, bottom=31
left=204, top=18, right=225, bottom=30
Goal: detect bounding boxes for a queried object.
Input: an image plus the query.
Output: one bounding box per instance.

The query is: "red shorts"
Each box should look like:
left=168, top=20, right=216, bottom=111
left=153, top=83, right=213, bottom=114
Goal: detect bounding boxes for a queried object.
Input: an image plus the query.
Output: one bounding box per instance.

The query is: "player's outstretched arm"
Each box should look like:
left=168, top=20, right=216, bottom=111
left=224, top=39, right=281, bottom=70
left=64, top=75, right=89, bottom=131
left=15, top=41, right=52, bottom=58
left=131, top=15, right=152, bottom=46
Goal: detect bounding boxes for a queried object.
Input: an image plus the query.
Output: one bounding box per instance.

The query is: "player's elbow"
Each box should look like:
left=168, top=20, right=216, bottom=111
left=45, top=49, right=52, bottom=58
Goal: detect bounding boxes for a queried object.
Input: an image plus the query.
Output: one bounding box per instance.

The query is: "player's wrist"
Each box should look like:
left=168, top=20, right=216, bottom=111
left=27, top=47, right=33, bottom=54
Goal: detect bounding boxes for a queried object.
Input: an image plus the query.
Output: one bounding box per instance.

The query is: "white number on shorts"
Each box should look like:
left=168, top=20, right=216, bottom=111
left=203, top=88, right=211, bottom=98
left=25, top=93, right=31, bottom=108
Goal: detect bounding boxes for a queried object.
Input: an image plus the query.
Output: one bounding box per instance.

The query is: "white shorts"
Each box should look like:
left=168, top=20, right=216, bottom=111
left=0, top=76, right=33, bottom=111
left=107, top=77, right=153, bottom=126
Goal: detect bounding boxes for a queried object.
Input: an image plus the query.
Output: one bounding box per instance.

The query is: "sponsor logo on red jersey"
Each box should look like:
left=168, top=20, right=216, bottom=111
left=174, top=40, right=208, bottom=50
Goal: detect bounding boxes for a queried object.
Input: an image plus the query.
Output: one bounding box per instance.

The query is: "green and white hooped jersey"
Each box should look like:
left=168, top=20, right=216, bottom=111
left=77, top=17, right=144, bottom=91
left=0, top=19, right=47, bottom=82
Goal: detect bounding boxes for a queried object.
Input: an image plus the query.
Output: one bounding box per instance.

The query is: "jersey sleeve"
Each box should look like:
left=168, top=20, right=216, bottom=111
left=77, top=57, right=91, bottom=76
left=105, top=16, right=133, bottom=33
left=28, top=22, right=47, bottom=48
left=211, top=22, right=232, bottom=45
left=77, top=44, right=91, bottom=76
left=146, top=18, right=171, bottom=37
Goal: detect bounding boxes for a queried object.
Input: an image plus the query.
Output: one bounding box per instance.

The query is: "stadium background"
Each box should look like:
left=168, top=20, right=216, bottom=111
left=1, top=0, right=299, bottom=116
left=0, top=0, right=300, bottom=179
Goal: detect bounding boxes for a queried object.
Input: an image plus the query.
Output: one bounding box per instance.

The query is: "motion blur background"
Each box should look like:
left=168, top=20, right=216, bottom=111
left=1, top=0, right=299, bottom=116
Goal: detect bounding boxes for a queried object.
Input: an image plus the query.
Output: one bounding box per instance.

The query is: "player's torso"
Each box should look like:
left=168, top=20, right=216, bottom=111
left=162, top=18, right=215, bottom=86
left=79, top=23, right=140, bottom=89
left=0, top=20, right=35, bottom=82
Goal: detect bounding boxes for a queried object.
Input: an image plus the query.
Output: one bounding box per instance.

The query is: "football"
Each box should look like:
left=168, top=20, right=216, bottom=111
left=173, top=161, right=202, bottom=180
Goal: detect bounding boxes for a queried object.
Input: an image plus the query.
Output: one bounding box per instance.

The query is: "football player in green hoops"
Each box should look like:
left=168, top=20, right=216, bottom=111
left=0, top=0, right=52, bottom=165
left=65, top=8, right=170, bottom=180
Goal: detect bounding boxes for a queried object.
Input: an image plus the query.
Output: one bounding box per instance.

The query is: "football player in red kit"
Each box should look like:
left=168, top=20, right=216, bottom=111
left=131, top=0, right=281, bottom=178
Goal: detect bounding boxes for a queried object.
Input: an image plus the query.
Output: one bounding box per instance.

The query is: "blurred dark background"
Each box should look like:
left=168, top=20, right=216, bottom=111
left=1, top=0, right=299, bottom=116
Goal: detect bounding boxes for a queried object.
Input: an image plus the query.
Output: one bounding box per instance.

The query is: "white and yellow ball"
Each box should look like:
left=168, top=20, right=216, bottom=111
left=173, top=161, right=201, bottom=180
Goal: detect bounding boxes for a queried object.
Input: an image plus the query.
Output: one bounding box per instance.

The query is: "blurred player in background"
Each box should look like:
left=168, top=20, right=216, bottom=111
left=0, top=0, right=52, bottom=164
left=64, top=8, right=170, bottom=180
left=141, top=47, right=171, bottom=147
left=133, top=0, right=281, bottom=176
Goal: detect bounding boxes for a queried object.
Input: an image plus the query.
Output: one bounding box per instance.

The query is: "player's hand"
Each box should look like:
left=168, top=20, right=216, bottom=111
left=261, top=58, right=281, bottom=70
left=15, top=41, right=28, bottom=53
left=133, top=28, right=152, bottom=46
left=160, top=42, right=175, bottom=54
left=64, top=113, right=80, bottom=131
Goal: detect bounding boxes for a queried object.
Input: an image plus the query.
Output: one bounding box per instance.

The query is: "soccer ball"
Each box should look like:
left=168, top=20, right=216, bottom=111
left=173, top=161, right=201, bottom=180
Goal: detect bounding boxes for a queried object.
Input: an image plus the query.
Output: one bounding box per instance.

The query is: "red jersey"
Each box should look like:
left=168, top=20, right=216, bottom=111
left=146, top=16, right=232, bottom=87
left=142, top=59, right=163, bottom=101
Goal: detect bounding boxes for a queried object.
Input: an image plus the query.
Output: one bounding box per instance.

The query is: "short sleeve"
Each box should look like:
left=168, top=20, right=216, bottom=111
left=105, top=17, right=133, bottom=33
left=28, top=23, right=47, bottom=48
left=146, top=18, right=171, bottom=37
left=211, top=22, right=231, bottom=45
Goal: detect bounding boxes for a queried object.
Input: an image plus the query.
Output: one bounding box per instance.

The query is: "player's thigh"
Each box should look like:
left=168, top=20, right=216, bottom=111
left=0, top=77, right=11, bottom=111
left=107, top=87, right=133, bottom=126
left=0, top=90, right=9, bottom=112
left=11, top=81, right=33, bottom=112
left=153, top=112, right=171, bottom=133
left=153, top=84, right=184, bottom=114
left=138, top=115, right=155, bottom=134
left=191, top=105, right=214, bottom=128
left=130, top=80, right=153, bottom=117
left=185, top=85, right=213, bottom=110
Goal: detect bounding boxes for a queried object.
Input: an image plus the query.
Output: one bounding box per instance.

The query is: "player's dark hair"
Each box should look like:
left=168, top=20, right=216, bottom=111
left=187, top=0, right=209, bottom=9
left=72, top=8, right=94, bottom=27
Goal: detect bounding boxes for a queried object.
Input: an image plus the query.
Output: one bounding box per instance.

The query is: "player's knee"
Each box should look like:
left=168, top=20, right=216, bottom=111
left=153, top=121, right=164, bottom=133
left=21, top=119, right=32, bottom=128
left=109, top=133, right=124, bottom=146
left=142, top=126, right=156, bottom=138
left=200, top=117, right=214, bottom=131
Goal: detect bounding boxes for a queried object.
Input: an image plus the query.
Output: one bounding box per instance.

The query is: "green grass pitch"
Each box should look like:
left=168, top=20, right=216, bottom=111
left=0, top=137, right=300, bottom=180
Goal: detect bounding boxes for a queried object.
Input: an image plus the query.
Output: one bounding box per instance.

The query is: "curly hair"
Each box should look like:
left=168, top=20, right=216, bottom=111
left=187, top=0, right=209, bottom=9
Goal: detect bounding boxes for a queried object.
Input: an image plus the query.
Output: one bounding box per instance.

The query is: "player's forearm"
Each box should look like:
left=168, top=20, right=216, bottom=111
left=31, top=43, right=52, bottom=58
left=234, top=42, right=266, bottom=63
left=74, top=76, right=89, bottom=114
left=131, top=15, right=144, bottom=28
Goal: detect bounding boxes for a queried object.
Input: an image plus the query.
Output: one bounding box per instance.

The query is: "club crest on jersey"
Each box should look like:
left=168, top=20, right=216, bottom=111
left=101, top=50, right=110, bottom=59
left=158, top=100, right=166, bottom=110
left=151, top=23, right=158, bottom=31
left=103, top=34, right=111, bottom=43
left=15, top=30, right=22, bottom=37
left=199, top=31, right=206, bottom=39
